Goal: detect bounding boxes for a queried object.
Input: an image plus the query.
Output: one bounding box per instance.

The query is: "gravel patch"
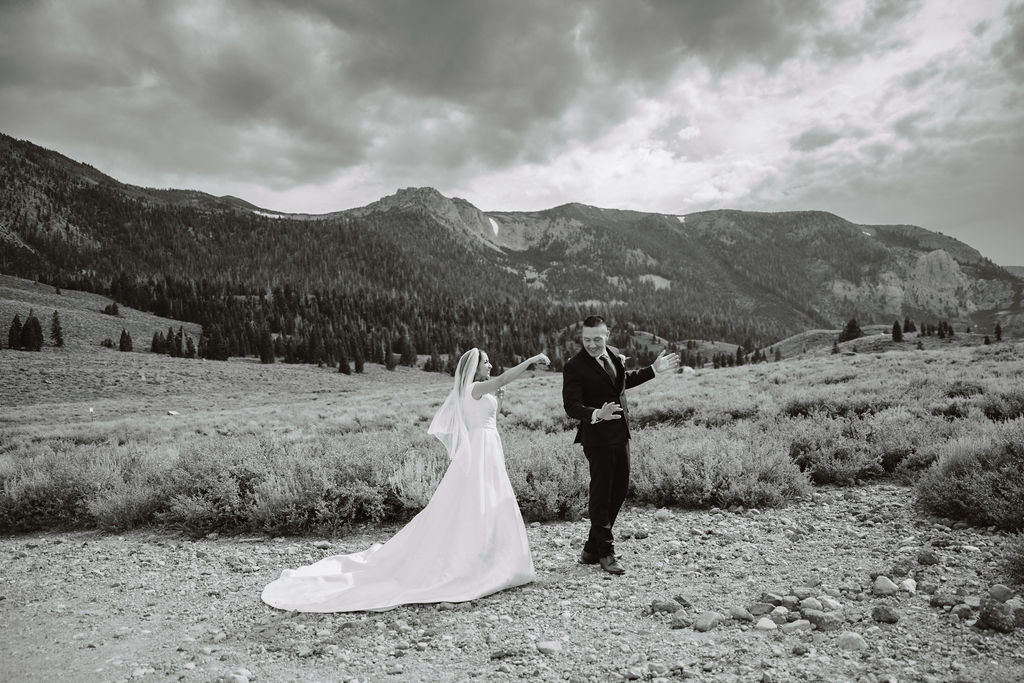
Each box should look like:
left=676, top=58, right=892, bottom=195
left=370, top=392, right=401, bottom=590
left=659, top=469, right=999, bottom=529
left=2, top=484, right=1023, bottom=682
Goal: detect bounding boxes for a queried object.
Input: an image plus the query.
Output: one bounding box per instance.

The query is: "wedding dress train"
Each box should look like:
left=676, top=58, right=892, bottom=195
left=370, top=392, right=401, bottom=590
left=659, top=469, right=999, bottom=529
left=261, top=386, right=535, bottom=612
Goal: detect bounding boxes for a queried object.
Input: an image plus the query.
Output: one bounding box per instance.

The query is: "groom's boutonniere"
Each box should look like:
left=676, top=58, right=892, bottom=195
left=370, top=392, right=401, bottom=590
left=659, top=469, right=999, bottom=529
left=618, top=353, right=628, bottom=365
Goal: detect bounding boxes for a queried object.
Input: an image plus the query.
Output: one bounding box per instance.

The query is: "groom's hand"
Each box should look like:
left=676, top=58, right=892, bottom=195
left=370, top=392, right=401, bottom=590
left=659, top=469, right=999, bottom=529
left=652, top=350, right=681, bottom=374
left=595, top=402, right=623, bottom=421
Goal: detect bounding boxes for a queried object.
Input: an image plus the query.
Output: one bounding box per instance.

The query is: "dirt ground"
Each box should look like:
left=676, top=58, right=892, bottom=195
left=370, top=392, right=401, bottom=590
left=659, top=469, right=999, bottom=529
left=2, top=484, right=1023, bottom=683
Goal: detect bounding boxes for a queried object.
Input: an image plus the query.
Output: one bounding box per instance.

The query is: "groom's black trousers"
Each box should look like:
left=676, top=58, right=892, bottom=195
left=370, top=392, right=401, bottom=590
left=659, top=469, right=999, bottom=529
left=582, top=441, right=630, bottom=558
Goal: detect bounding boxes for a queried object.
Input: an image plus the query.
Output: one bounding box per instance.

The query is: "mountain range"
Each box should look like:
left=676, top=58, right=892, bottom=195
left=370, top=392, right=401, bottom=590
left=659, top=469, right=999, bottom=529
left=1, top=131, right=1020, bottom=360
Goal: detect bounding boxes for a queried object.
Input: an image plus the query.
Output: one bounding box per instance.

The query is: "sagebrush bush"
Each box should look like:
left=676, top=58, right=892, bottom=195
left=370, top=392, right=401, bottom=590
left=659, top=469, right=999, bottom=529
left=782, top=390, right=893, bottom=419
left=504, top=428, right=589, bottom=521
left=977, top=390, right=1024, bottom=422
left=863, top=407, right=950, bottom=473
left=84, top=444, right=173, bottom=530
left=784, top=414, right=882, bottom=485
left=0, top=440, right=108, bottom=531
left=631, top=422, right=810, bottom=509
left=1002, top=533, right=1024, bottom=586
left=915, top=419, right=1024, bottom=531
left=944, top=379, right=986, bottom=399
left=246, top=435, right=408, bottom=536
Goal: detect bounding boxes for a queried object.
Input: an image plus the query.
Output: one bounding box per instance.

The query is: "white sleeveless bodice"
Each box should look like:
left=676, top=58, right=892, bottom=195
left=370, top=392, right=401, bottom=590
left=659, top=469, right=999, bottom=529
left=463, top=386, right=497, bottom=431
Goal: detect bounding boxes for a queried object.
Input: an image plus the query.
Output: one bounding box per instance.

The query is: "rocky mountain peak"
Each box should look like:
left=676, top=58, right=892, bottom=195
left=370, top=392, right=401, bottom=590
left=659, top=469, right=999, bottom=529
left=347, top=186, right=501, bottom=249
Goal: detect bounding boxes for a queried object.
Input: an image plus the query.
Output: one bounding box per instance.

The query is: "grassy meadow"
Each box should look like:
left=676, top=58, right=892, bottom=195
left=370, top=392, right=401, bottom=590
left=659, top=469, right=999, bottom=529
left=3, top=275, right=1024, bottom=578
left=2, top=332, right=1022, bottom=534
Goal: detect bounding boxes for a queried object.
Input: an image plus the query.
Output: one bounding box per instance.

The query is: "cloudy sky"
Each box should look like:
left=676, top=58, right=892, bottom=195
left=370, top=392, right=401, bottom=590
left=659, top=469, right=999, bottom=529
left=2, top=0, right=1023, bottom=264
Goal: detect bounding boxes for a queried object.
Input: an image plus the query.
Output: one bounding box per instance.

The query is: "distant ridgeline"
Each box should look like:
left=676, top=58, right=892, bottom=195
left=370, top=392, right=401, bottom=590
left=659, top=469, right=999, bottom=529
left=1, top=132, right=1020, bottom=368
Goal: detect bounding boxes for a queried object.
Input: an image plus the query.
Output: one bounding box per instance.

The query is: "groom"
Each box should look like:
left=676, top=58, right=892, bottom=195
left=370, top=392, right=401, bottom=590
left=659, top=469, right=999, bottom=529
left=562, top=315, right=680, bottom=574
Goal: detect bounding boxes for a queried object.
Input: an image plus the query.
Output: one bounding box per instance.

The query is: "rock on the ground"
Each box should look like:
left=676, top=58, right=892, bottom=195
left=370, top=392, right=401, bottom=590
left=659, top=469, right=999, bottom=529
left=669, top=612, right=692, bottom=630
left=729, top=606, right=754, bottom=622
left=837, top=632, right=868, bottom=651
left=650, top=599, right=681, bottom=614
left=804, top=609, right=843, bottom=632
left=977, top=597, right=1016, bottom=633
left=871, top=606, right=900, bottom=624
left=930, top=592, right=959, bottom=608
left=781, top=619, right=812, bottom=634
left=989, top=584, right=1015, bottom=602
left=951, top=604, right=973, bottom=620
left=873, top=576, right=899, bottom=596
left=692, top=612, right=724, bottom=632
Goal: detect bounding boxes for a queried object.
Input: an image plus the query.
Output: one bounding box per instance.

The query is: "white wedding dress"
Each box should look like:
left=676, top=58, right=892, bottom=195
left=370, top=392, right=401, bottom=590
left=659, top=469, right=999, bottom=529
left=261, top=383, right=535, bottom=612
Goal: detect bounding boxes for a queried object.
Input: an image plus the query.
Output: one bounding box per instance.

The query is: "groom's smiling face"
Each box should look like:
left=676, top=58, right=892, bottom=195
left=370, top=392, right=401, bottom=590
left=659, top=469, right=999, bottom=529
left=581, top=324, right=609, bottom=358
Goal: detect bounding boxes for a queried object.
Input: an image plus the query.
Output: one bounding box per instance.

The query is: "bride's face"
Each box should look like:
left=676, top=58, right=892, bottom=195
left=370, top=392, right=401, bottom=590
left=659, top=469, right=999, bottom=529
left=475, top=352, right=492, bottom=380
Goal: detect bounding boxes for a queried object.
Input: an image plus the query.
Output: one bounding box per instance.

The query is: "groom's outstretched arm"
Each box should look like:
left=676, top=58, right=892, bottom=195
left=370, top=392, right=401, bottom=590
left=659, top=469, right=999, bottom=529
left=623, top=365, right=656, bottom=390
left=562, top=362, right=597, bottom=422
left=625, top=349, right=680, bottom=389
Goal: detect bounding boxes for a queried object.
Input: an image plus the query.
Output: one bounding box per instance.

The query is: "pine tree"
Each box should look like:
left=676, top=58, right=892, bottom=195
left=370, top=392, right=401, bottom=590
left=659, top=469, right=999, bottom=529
left=119, top=328, right=133, bottom=352
left=984, top=335, right=991, bottom=345
left=151, top=331, right=165, bottom=353
left=50, top=310, right=64, bottom=347
left=838, top=318, right=863, bottom=343
left=891, top=320, right=903, bottom=342
left=354, top=345, right=365, bottom=373
left=774, top=347, right=782, bottom=362
left=167, top=326, right=178, bottom=357
left=8, top=314, right=23, bottom=350
left=185, top=335, right=196, bottom=359
left=336, top=340, right=350, bottom=374
left=831, top=339, right=840, bottom=354
left=995, top=322, right=1002, bottom=342
left=399, top=334, right=417, bottom=367
left=258, top=330, right=275, bottom=364
left=20, top=310, right=43, bottom=351
left=201, top=326, right=229, bottom=361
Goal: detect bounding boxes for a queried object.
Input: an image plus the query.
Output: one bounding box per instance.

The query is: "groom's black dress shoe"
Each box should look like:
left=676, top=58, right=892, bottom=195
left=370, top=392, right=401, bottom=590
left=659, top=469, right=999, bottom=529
left=599, top=555, right=625, bottom=575
left=578, top=550, right=600, bottom=565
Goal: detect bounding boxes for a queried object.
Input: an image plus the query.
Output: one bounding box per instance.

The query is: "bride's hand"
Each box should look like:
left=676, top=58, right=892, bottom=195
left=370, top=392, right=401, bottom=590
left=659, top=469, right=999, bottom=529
left=533, top=353, right=551, bottom=367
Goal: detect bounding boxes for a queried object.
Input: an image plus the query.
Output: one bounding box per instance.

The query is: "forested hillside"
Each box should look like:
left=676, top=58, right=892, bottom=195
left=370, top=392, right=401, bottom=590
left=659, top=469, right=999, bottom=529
left=1, top=132, right=1020, bottom=369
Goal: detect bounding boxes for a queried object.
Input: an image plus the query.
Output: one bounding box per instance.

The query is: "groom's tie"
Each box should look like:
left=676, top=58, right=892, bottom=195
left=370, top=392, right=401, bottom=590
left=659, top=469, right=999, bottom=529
left=599, top=354, right=617, bottom=384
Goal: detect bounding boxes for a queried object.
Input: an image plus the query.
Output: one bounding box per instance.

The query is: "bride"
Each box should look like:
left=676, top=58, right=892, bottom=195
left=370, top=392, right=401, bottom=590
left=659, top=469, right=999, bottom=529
left=261, top=348, right=551, bottom=612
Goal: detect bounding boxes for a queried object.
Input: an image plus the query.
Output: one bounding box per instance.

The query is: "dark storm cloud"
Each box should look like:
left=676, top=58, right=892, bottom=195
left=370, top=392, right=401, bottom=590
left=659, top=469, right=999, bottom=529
left=992, top=1, right=1024, bottom=81
left=792, top=126, right=844, bottom=151
left=2, top=0, right=847, bottom=188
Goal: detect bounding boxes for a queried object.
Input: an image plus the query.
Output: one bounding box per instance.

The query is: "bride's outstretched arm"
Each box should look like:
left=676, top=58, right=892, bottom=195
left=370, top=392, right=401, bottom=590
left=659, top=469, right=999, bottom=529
left=471, top=353, right=550, bottom=399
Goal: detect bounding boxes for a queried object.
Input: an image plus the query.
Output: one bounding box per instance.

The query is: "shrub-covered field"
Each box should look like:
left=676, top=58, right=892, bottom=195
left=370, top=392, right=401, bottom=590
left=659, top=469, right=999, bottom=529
left=2, top=341, right=1023, bottom=539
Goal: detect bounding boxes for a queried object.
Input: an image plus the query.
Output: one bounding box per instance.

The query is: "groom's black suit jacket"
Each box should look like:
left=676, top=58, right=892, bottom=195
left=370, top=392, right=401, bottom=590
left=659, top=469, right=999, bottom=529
left=562, top=347, right=655, bottom=447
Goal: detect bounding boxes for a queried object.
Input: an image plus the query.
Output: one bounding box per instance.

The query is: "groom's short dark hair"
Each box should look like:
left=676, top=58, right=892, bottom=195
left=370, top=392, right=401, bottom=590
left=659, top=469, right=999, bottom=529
left=582, top=315, right=606, bottom=328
